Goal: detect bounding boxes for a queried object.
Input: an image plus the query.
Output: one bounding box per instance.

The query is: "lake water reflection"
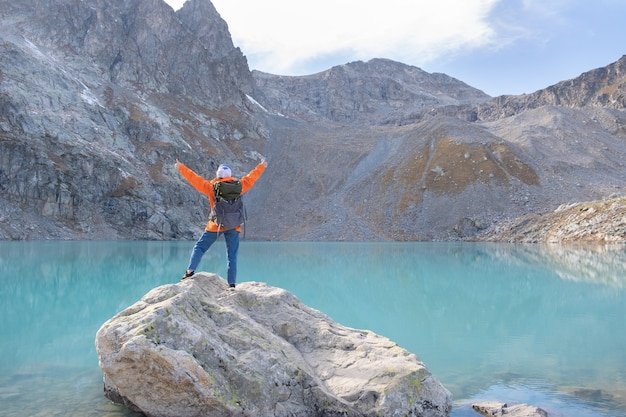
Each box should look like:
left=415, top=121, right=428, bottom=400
left=0, top=241, right=625, bottom=416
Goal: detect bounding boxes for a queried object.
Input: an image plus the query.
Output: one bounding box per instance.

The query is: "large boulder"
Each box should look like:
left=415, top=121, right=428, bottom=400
left=95, top=273, right=452, bottom=417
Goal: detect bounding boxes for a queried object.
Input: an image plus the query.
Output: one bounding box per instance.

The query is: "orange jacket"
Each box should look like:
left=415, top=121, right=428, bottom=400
left=177, top=161, right=266, bottom=232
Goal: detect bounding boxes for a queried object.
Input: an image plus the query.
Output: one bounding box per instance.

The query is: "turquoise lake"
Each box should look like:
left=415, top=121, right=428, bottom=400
left=0, top=241, right=625, bottom=416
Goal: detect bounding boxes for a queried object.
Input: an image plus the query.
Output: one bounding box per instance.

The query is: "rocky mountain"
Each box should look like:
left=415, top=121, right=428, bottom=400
left=251, top=57, right=626, bottom=241
left=1, top=0, right=625, bottom=241
left=1, top=0, right=264, bottom=239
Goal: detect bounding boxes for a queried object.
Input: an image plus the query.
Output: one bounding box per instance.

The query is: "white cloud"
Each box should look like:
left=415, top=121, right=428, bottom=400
left=207, top=0, right=499, bottom=75
left=163, top=0, right=626, bottom=95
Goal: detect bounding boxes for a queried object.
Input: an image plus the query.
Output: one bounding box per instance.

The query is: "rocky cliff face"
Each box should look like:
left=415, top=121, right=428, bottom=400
left=0, top=0, right=264, bottom=239
left=1, top=0, right=625, bottom=241
left=5, top=0, right=253, bottom=102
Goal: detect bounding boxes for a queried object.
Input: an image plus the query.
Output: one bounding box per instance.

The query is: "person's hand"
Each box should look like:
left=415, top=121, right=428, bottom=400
left=175, top=159, right=182, bottom=170
left=261, top=158, right=268, bottom=168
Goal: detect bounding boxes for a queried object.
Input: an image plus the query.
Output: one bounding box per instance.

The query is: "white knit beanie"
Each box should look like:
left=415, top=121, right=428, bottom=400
left=216, top=164, right=232, bottom=178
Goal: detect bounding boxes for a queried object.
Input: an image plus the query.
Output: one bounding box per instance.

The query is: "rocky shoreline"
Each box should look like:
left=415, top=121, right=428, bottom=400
left=479, top=196, right=626, bottom=243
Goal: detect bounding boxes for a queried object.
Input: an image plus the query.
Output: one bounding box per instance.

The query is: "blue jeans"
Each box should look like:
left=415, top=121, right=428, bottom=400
left=187, top=230, right=240, bottom=285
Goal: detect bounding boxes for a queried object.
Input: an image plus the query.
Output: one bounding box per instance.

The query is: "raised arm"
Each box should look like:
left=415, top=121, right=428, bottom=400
left=240, top=159, right=268, bottom=193
left=175, top=159, right=214, bottom=197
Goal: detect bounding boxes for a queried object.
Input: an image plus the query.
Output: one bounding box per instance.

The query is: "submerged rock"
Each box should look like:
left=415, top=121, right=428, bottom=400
left=95, top=273, right=451, bottom=417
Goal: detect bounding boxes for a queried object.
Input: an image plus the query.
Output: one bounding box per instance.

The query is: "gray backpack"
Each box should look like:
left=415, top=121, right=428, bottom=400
left=210, top=180, right=246, bottom=231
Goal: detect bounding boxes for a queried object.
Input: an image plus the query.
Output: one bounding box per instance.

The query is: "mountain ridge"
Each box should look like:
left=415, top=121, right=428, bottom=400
left=476, top=55, right=626, bottom=121
left=252, top=58, right=491, bottom=125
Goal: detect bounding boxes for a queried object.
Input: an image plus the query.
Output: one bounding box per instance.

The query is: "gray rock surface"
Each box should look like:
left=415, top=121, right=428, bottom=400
left=95, top=273, right=452, bottom=417
left=472, top=401, right=548, bottom=417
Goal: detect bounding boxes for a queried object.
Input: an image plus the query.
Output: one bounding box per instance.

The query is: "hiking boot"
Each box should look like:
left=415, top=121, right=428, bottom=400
left=229, top=283, right=236, bottom=290
left=181, top=270, right=195, bottom=280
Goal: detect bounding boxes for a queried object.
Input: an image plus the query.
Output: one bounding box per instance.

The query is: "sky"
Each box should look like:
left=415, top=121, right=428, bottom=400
left=164, top=0, right=626, bottom=97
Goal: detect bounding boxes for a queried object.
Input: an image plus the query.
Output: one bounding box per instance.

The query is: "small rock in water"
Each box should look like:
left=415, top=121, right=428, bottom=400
left=472, top=401, right=549, bottom=417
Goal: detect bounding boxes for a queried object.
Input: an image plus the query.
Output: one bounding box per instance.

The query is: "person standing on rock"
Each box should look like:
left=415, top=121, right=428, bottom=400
left=174, top=158, right=267, bottom=288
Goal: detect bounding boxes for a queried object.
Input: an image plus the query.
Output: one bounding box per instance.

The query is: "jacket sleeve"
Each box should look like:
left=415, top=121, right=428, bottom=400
left=177, top=163, right=214, bottom=198
left=240, top=162, right=267, bottom=194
